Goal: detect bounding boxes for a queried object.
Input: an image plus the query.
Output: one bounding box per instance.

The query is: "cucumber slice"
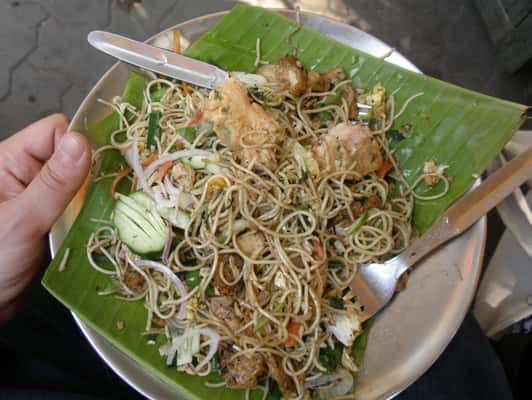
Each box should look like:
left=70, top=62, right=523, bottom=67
left=113, top=192, right=167, bottom=254
left=157, top=207, right=191, bottom=230
left=181, top=155, right=223, bottom=174
left=130, top=191, right=191, bottom=230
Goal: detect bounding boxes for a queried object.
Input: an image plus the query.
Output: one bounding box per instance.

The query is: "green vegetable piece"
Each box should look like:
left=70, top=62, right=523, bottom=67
left=185, top=271, right=201, bottom=288
left=268, top=378, right=282, bottom=400
left=298, top=170, right=308, bottom=184
left=320, top=89, right=343, bottom=106
left=319, top=110, right=332, bottom=127
left=113, top=192, right=167, bottom=255
left=347, top=211, right=369, bottom=235
left=328, top=260, right=344, bottom=270
left=249, top=87, right=265, bottom=101
left=210, top=354, right=220, bottom=372
left=205, top=285, right=215, bottom=298
left=352, top=318, right=374, bottom=365
left=216, top=234, right=227, bottom=244
left=318, top=344, right=343, bottom=372
left=386, top=129, right=406, bottom=146
left=255, top=303, right=283, bottom=332
left=150, top=86, right=167, bottom=102
left=329, top=297, right=344, bottom=310
left=177, top=127, right=197, bottom=143
left=147, top=111, right=162, bottom=149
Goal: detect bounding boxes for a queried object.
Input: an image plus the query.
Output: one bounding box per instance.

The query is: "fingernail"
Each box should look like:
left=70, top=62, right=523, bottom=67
left=59, top=133, right=85, bottom=163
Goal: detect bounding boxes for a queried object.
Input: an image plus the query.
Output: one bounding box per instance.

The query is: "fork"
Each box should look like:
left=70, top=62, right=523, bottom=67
left=349, top=147, right=532, bottom=322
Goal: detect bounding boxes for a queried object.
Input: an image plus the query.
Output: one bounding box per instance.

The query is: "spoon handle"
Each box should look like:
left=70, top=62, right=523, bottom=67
left=397, top=147, right=532, bottom=274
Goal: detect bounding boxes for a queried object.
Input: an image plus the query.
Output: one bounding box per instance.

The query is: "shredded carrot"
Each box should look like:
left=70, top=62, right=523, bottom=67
left=284, top=320, right=302, bottom=346
left=110, top=168, right=132, bottom=199
left=130, top=176, right=137, bottom=193
left=377, top=157, right=395, bottom=178
left=142, top=153, right=156, bottom=167
left=311, top=239, right=325, bottom=260
left=173, top=30, right=181, bottom=53
left=182, top=81, right=191, bottom=96
left=187, top=110, right=203, bottom=127
left=158, top=161, right=173, bottom=179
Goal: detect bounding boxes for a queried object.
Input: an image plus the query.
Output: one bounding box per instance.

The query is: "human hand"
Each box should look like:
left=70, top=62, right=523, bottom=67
left=0, top=114, right=91, bottom=323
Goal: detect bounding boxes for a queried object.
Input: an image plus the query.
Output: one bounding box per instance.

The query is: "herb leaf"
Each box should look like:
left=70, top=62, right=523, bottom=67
left=319, top=344, right=343, bottom=372
left=386, top=129, right=406, bottom=146
left=328, top=260, right=344, bottom=270
left=298, top=170, right=309, bottom=184
left=147, top=111, right=162, bottom=148
left=319, top=111, right=332, bottom=127
left=329, top=297, right=345, bottom=310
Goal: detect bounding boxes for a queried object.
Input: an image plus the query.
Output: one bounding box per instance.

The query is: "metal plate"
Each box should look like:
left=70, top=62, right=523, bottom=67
left=49, top=10, right=486, bottom=400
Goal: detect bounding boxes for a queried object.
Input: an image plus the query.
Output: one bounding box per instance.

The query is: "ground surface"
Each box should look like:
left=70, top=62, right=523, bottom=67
left=0, top=0, right=530, bottom=138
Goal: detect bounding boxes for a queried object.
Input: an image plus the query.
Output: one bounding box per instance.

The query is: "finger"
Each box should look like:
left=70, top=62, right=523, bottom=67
left=0, top=173, right=25, bottom=202
left=3, top=114, right=69, bottom=163
left=19, top=131, right=91, bottom=235
left=0, top=150, right=43, bottom=188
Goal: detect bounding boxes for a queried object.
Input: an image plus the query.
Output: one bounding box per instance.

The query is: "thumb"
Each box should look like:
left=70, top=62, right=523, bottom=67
left=20, top=131, right=91, bottom=235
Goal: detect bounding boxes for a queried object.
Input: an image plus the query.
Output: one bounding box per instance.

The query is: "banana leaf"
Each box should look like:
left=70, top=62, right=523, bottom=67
left=42, top=4, right=526, bottom=400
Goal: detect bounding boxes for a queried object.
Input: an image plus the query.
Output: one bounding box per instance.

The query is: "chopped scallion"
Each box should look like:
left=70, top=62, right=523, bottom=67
left=329, top=297, right=344, bottom=310
left=255, top=303, right=283, bottom=332
left=347, top=211, right=368, bottom=235
left=150, top=87, right=167, bottom=102
left=147, top=111, right=162, bottom=148
left=298, top=170, right=309, bottom=184
left=328, top=260, right=344, bottom=270
left=318, top=111, right=332, bottom=127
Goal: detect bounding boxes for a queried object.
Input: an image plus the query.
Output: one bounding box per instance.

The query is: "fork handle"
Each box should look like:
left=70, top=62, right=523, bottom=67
left=396, top=147, right=532, bottom=276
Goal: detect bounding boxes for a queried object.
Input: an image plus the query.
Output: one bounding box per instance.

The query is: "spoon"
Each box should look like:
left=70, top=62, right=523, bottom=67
left=349, top=147, right=532, bottom=322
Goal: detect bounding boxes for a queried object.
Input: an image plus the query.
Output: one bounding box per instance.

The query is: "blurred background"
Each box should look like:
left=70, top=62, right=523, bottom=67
left=0, top=0, right=530, bottom=138
left=1, top=0, right=530, bottom=399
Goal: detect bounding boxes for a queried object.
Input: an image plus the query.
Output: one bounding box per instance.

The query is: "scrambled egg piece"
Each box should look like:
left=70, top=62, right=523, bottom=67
left=423, top=160, right=449, bottom=186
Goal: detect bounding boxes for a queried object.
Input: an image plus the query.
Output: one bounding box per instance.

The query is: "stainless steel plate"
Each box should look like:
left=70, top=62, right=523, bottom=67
left=49, top=9, right=486, bottom=400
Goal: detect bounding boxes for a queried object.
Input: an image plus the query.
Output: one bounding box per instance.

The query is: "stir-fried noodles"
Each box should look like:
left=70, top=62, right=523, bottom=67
left=87, top=56, right=448, bottom=399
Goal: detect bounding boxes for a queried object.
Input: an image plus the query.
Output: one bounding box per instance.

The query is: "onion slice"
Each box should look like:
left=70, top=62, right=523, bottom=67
left=124, top=131, right=150, bottom=195
left=136, top=259, right=187, bottom=319
left=314, top=368, right=353, bottom=399
left=143, top=149, right=212, bottom=179
left=123, top=131, right=210, bottom=201
left=195, top=328, right=220, bottom=370
left=162, top=222, right=173, bottom=264
left=163, top=175, right=179, bottom=196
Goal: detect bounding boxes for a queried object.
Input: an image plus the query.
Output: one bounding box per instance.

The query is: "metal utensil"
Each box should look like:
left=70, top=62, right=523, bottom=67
left=88, top=31, right=228, bottom=89
left=87, top=30, right=374, bottom=117
left=351, top=147, right=532, bottom=322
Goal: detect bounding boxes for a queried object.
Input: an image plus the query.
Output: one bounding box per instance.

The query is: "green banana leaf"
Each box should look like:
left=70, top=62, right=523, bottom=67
left=42, top=4, right=526, bottom=400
